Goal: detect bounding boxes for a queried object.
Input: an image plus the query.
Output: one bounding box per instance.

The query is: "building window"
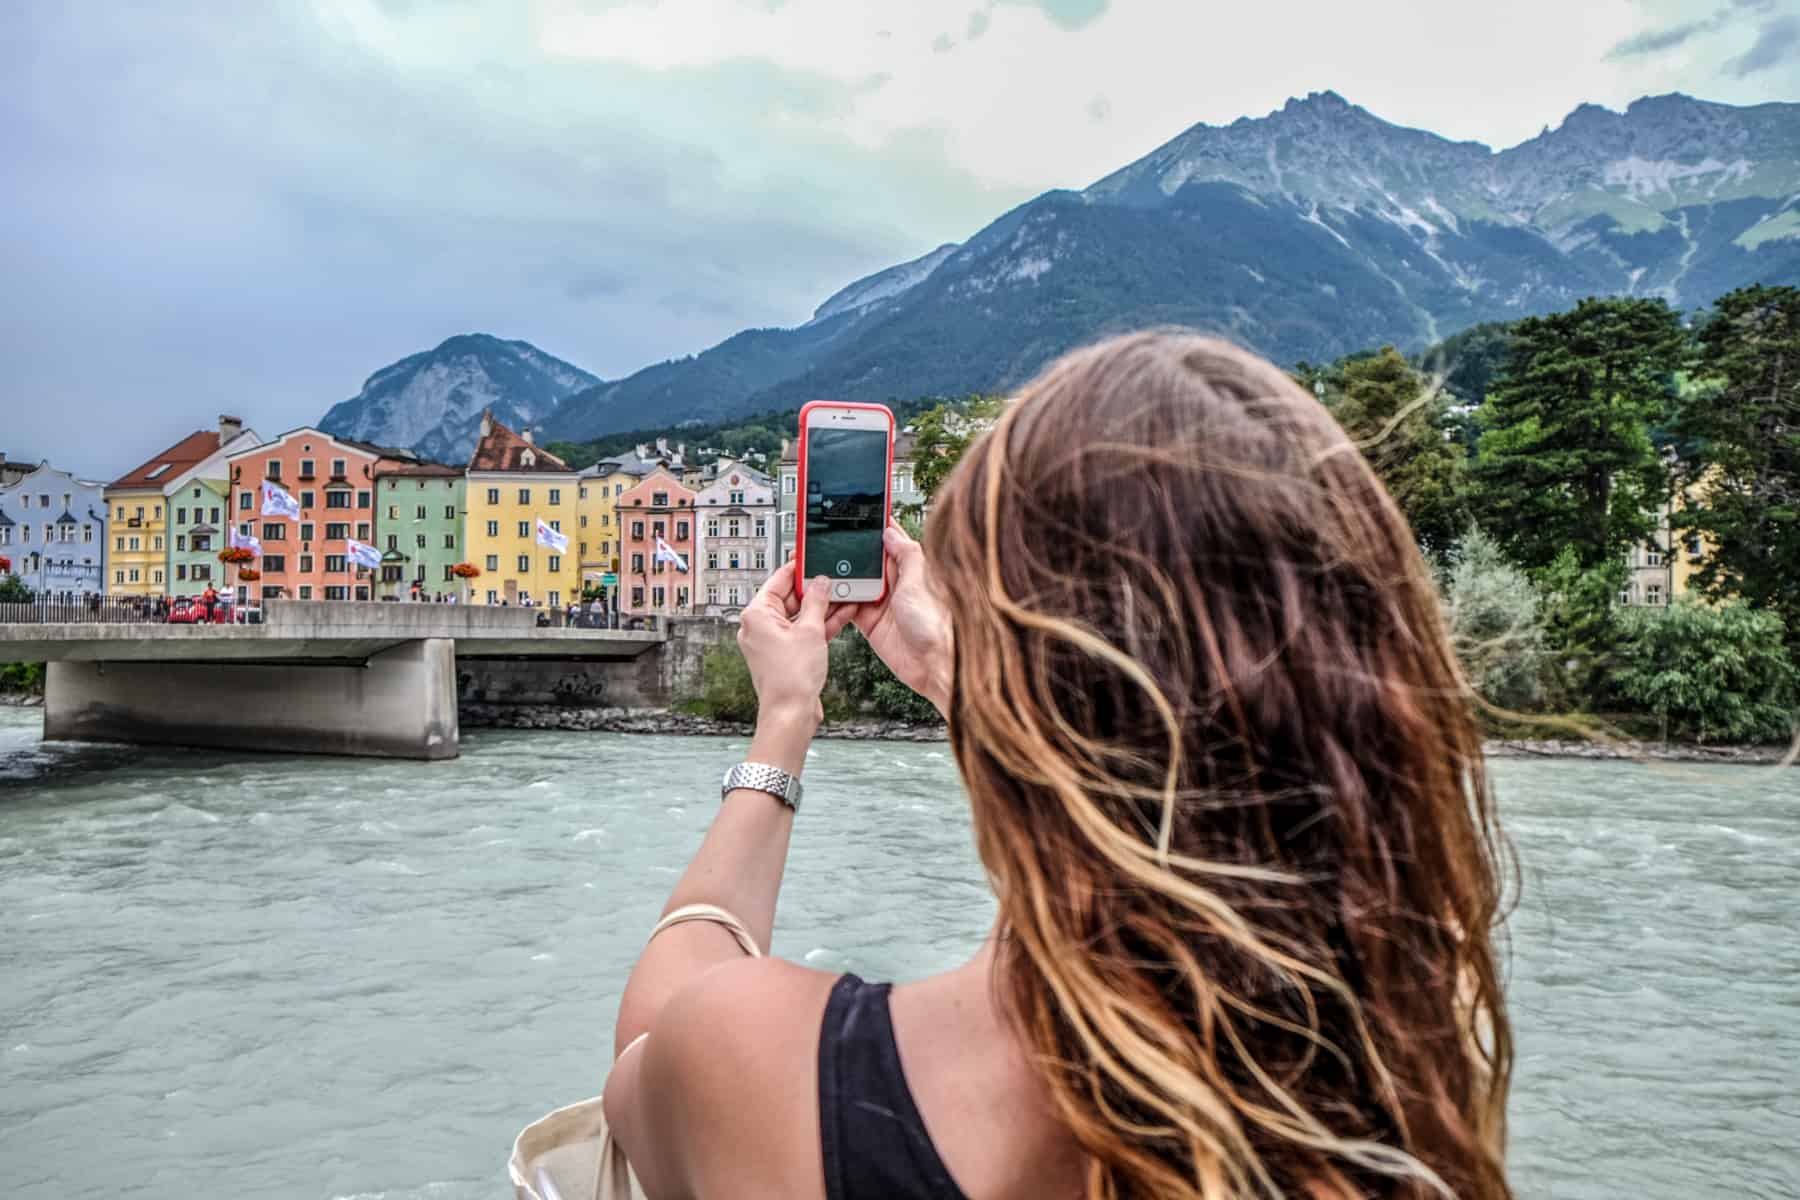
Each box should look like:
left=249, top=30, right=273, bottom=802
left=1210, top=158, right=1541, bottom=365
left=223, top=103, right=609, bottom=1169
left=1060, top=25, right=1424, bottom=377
left=652, top=521, right=665, bottom=538
left=754, top=518, right=766, bottom=538
left=299, top=459, right=315, bottom=479
left=325, top=523, right=349, bottom=540
left=487, top=589, right=498, bottom=605
left=579, top=486, right=589, bottom=500
left=443, top=533, right=455, bottom=549
left=115, top=570, right=124, bottom=584
left=549, top=519, right=561, bottom=532
left=388, top=504, right=400, bottom=520
left=727, top=585, right=741, bottom=606
left=325, top=555, right=347, bottom=573
left=331, top=458, right=347, bottom=478
left=153, top=536, right=163, bottom=552
left=326, top=491, right=350, bottom=509
left=631, top=521, right=645, bottom=539
left=240, top=491, right=252, bottom=510
left=517, top=520, right=530, bottom=538
left=548, top=488, right=561, bottom=505
left=387, top=534, right=398, bottom=551
left=518, top=488, right=531, bottom=505
left=728, top=552, right=740, bottom=570
left=325, top=586, right=348, bottom=600
left=706, top=585, right=718, bottom=605
left=444, top=505, right=456, bottom=520
left=486, top=520, right=499, bottom=537
left=755, top=551, right=766, bottom=570
left=265, top=555, right=287, bottom=573
left=301, top=491, right=316, bottom=509
left=152, top=569, right=163, bottom=584
left=631, top=586, right=644, bottom=608
left=176, top=507, right=187, bottom=525
left=176, top=564, right=187, bottom=581
left=266, top=461, right=282, bottom=480
left=443, top=564, right=456, bottom=582
left=707, top=552, right=719, bottom=570
left=517, top=554, right=530, bottom=572
left=356, top=523, right=370, bottom=540
left=415, top=505, right=427, bottom=520
left=1647, top=584, right=1664, bottom=606
left=357, top=491, right=370, bottom=509
left=193, top=535, right=211, bottom=552
left=416, top=534, right=426, bottom=549
left=631, top=553, right=645, bottom=573
left=354, top=586, right=370, bottom=601
left=652, top=491, right=668, bottom=507
left=676, top=587, right=688, bottom=609
left=653, top=586, right=666, bottom=608
left=726, top=519, right=740, bottom=538
left=486, top=488, right=500, bottom=505
left=262, top=523, right=286, bottom=541
left=176, top=535, right=187, bottom=552
left=548, top=555, right=561, bottom=572
left=297, top=555, right=312, bottom=573
left=83, top=527, right=93, bottom=544
left=706, top=519, right=719, bottom=537
left=299, top=586, right=314, bottom=600
left=781, top=511, right=796, bottom=533
left=193, top=564, right=210, bottom=581
left=728, top=490, right=744, bottom=504
left=1646, top=549, right=1662, bottom=567
left=782, top=473, right=796, bottom=495
left=300, top=522, right=314, bottom=542
left=485, top=555, right=499, bottom=571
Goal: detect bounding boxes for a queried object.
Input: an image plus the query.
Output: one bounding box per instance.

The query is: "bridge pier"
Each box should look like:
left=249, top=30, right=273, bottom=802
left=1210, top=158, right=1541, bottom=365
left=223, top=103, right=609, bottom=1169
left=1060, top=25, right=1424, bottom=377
left=44, top=638, right=460, bottom=760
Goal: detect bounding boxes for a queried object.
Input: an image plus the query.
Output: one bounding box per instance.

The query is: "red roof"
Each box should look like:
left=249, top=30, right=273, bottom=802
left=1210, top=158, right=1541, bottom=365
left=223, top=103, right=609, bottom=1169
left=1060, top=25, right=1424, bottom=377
left=108, top=430, right=221, bottom=490
left=468, top=413, right=570, bottom=473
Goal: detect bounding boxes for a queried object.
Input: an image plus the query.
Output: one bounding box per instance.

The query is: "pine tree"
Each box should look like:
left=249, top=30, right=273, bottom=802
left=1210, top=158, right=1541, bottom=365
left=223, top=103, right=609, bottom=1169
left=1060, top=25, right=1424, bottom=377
left=1470, top=297, right=1686, bottom=571
left=1325, top=347, right=1467, bottom=554
left=1672, top=284, right=1800, bottom=655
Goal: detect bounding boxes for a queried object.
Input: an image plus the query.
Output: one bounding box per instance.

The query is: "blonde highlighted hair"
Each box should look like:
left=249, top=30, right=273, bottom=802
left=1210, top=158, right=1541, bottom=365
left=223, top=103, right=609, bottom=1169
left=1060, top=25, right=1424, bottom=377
left=927, top=333, right=1513, bottom=1199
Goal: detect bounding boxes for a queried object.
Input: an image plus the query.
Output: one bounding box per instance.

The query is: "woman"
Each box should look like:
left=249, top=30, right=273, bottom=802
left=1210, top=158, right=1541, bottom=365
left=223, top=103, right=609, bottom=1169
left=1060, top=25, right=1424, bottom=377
left=602, top=333, right=1513, bottom=1199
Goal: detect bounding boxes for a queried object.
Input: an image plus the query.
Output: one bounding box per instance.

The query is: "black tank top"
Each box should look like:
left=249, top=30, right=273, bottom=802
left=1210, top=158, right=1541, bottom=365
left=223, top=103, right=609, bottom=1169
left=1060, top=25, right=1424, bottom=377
left=818, top=973, right=968, bottom=1200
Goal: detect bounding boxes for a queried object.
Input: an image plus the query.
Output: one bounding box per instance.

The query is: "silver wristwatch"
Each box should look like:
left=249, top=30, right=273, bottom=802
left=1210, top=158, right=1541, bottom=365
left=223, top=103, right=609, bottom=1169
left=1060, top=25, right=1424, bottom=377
left=721, top=761, right=803, bottom=812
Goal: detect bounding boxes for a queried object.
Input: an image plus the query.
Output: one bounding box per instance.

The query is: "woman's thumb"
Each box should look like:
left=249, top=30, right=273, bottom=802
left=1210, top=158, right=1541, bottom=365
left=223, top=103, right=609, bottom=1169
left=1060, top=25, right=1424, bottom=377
left=799, top=576, right=832, bottom=626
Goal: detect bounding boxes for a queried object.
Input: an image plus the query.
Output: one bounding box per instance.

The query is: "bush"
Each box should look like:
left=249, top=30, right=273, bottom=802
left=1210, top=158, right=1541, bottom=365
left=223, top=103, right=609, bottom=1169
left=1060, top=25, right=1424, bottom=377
left=1438, top=526, right=1549, bottom=711
left=1608, top=601, right=1799, bottom=744
left=0, top=576, right=32, bottom=603
left=692, top=639, right=759, bottom=722
left=0, top=662, right=46, bottom=694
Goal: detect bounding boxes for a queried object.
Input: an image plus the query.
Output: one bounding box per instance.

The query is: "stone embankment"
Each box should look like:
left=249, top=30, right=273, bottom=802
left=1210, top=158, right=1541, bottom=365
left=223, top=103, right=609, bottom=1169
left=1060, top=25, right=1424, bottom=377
left=0, top=692, right=44, bottom=708
left=459, top=703, right=1793, bottom=763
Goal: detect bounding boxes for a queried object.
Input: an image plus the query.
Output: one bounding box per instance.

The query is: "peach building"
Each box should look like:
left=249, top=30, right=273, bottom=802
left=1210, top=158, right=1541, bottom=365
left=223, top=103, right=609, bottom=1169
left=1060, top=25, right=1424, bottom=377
left=616, top=467, right=698, bottom=618
left=225, top=429, right=394, bottom=601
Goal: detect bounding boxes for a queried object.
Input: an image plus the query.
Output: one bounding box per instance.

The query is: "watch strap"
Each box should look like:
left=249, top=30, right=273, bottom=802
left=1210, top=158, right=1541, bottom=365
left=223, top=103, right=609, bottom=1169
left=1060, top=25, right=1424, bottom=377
left=721, top=761, right=803, bottom=812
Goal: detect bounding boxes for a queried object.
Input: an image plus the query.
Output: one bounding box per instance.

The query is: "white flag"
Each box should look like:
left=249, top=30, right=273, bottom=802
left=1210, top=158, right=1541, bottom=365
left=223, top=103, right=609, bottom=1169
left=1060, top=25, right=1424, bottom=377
left=228, top=526, right=262, bottom=557
left=535, top=518, right=568, bottom=553
left=261, top=479, right=300, bottom=519
left=347, top=539, right=382, bottom=570
left=653, top=536, right=689, bottom=572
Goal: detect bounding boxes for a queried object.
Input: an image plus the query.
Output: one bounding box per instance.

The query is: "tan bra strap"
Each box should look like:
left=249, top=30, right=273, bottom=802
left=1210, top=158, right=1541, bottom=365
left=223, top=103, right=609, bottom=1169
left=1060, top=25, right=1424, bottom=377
left=647, top=902, right=763, bottom=958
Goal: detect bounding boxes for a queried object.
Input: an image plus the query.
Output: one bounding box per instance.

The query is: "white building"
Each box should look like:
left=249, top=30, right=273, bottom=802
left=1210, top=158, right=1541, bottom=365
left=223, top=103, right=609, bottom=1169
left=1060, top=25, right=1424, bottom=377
left=693, top=460, right=776, bottom=615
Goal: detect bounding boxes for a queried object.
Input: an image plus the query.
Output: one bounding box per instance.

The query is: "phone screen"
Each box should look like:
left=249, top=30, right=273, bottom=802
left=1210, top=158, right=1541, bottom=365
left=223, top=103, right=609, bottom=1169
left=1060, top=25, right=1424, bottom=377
left=803, top=427, right=888, bottom=581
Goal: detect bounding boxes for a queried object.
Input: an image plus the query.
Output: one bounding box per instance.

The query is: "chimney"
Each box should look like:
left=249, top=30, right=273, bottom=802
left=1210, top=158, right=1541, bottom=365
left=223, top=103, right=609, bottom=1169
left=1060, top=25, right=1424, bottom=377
left=655, top=437, right=669, bottom=456
left=479, top=410, right=493, bottom=439
left=635, top=443, right=648, bottom=460
left=218, top=414, right=243, bottom=443
left=677, top=442, right=686, bottom=459
left=522, top=428, right=534, bottom=446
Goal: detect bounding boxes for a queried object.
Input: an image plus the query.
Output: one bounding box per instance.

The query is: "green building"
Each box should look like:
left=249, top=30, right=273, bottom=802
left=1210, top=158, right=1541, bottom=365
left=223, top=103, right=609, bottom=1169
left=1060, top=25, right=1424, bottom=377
left=375, top=463, right=466, bottom=600
left=168, top=477, right=233, bottom=594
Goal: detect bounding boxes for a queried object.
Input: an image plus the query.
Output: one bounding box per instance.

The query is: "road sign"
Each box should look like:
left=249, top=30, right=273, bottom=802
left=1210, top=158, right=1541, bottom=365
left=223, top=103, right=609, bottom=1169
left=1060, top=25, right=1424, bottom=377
left=600, top=573, right=618, bottom=587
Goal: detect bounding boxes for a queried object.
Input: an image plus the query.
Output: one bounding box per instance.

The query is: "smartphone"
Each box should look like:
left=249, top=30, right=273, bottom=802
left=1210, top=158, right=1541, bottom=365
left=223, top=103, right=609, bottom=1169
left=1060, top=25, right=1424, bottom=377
left=796, top=400, right=894, bottom=603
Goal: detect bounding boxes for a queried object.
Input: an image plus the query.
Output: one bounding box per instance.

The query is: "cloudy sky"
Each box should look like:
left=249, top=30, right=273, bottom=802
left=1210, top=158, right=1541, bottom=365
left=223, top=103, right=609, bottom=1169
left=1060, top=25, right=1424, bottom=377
left=4, top=0, right=1797, bottom=477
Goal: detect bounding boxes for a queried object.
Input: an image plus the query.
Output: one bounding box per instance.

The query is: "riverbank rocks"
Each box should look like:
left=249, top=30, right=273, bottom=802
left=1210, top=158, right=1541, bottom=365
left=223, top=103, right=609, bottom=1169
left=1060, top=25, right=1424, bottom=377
left=0, top=692, right=44, bottom=708
left=458, top=705, right=1792, bottom=762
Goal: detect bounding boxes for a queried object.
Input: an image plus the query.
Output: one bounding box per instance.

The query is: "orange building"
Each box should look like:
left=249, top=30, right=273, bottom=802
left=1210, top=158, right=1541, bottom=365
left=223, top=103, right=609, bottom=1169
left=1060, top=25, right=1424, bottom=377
left=617, top=467, right=698, bottom=618
left=224, top=428, right=394, bottom=602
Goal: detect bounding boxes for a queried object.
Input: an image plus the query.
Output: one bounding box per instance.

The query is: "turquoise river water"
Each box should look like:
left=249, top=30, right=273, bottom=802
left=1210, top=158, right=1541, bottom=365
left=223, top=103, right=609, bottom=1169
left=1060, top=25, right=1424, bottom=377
left=0, top=708, right=1794, bottom=1199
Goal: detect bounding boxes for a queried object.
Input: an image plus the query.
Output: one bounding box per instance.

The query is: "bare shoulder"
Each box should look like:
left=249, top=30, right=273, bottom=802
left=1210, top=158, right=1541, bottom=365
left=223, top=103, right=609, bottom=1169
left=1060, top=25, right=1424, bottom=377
left=629, top=958, right=841, bottom=1199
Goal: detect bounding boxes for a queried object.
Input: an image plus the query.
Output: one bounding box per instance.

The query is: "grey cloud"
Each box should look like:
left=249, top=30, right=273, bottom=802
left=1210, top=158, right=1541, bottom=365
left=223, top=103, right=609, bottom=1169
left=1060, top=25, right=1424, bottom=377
left=0, top=2, right=1006, bottom=476
left=932, top=32, right=955, bottom=53
left=966, top=9, right=991, bottom=39
left=1725, top=13, right=1800, bottom=74
left=1607, top=17, right=1721, bottom=57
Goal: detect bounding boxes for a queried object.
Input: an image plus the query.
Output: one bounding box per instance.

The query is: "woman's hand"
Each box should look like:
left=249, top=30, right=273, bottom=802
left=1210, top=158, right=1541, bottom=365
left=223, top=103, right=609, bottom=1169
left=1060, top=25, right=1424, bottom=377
left=737, top=561, right=833, bottom=738
left=828, top=522, right=954, bottom=716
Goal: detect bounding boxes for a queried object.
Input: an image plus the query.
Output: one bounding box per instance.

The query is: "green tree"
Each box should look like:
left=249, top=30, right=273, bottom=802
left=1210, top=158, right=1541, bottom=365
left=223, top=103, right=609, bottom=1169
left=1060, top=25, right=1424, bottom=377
left=1536, top=549, right=1629, bottom=710
left=1609, top=601, right=1798, bottom=744
left=0, top=575, right=31, bottom=603
left=910, top=396, right=1002, bottom=503
left=1324, top=347, right=1468, bottom=553
left=1438, top=526, right=1548, bottom=712
left=1671, top=284, right=1800, bottom=655
left=1470, top=297, right=1687, bottom=571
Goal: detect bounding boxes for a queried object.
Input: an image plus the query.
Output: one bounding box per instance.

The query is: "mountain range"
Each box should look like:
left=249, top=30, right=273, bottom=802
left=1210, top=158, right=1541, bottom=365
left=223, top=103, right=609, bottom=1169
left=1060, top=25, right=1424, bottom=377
left=322, top=91, right=1800, bottom=457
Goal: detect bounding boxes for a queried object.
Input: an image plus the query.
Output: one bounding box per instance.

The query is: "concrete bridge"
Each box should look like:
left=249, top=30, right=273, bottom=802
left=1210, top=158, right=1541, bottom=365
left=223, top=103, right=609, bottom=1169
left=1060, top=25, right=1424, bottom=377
left=0, top=602, right=671, bottom=760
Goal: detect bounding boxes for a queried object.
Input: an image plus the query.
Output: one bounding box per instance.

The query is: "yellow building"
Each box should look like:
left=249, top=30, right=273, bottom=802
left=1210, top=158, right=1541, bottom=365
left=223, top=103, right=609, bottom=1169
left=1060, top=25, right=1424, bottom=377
left=104, top=424, right=235, bottom=595
left=465, top=412, right=579, bottom=607
left=574, top=443, right=686, bottom=610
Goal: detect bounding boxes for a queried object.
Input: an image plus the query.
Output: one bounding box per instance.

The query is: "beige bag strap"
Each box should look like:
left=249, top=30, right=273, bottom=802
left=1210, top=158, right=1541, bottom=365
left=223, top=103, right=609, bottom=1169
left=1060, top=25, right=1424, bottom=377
left=645, top=902, right=764, bottom=958
left=588, top=903, right=762, bottom=1200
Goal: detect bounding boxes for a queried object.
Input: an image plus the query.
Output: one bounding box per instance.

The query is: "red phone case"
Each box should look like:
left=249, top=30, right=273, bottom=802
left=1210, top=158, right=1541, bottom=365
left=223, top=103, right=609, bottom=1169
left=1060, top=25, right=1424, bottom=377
left=794, top=400, right=895, bottom=604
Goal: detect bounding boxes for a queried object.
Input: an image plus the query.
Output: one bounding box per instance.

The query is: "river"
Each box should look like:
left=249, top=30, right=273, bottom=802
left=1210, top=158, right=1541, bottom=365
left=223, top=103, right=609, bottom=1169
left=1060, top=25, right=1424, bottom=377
left=0, top=707, right=1793, bottom=1199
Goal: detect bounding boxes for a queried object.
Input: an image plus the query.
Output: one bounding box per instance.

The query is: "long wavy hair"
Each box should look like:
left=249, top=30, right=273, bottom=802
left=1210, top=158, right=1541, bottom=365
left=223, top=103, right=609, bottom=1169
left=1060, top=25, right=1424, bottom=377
left=925, top=332, right=1513, bottom=1200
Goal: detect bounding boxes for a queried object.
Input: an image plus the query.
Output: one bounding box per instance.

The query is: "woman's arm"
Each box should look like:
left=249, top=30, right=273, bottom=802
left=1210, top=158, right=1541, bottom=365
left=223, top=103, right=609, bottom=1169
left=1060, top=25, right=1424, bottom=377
left=610, top=562, right=833, bottom=1057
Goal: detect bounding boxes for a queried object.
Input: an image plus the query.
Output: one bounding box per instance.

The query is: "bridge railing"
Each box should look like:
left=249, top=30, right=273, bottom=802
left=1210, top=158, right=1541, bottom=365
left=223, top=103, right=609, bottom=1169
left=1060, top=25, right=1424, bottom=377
left=0, top=595, right=170, bottom=625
